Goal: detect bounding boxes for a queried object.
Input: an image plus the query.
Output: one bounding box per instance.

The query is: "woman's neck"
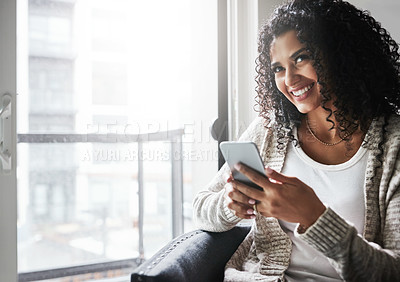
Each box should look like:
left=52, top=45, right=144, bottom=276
left=297, top=106, right=366, bottom=165
left=304, top=107, right=343, bottom=143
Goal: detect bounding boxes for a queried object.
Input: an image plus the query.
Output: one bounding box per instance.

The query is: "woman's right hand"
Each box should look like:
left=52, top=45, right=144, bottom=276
left=224, top=175, right=257, bottom=219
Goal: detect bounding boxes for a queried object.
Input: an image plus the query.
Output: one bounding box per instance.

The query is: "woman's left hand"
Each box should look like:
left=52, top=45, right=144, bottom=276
left=232, top=163, right=326, bottom=229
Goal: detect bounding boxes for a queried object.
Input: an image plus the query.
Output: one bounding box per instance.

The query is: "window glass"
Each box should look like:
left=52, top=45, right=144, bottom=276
left=17, top=0, right=218, bottom=278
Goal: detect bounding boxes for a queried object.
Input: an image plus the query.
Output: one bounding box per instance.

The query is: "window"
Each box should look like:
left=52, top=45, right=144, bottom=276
left=15, top=0, right=218, bottom=280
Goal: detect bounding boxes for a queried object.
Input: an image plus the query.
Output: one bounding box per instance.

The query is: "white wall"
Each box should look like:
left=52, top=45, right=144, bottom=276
left=350, top=0, right=400, bottom=42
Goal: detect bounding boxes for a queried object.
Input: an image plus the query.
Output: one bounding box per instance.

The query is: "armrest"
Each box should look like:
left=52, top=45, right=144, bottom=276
left=131, top=226, right=251, bottom=282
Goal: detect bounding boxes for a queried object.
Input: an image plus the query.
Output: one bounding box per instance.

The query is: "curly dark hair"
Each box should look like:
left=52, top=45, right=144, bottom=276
left=255, top=0, right=400, bottom=151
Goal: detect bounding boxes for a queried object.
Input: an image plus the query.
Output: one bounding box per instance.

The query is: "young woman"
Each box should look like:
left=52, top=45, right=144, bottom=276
left=193, top=0, right=400, bottom=281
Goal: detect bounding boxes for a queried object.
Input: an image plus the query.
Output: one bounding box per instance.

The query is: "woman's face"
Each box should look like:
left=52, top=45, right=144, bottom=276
left=270, top=30, right=322, bottom=114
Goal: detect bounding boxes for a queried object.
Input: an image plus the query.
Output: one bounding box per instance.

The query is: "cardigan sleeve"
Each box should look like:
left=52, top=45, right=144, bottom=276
left=192, top=117, right=268, bottom=232
left=297, top=186, right=400, bottom=281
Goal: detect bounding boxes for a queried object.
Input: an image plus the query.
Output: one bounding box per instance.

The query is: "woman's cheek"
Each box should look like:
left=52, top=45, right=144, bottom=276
left=275, top=76, right=286, bottom=94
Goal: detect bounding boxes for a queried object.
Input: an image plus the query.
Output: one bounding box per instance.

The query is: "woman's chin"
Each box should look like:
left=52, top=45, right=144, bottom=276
left=292, top=95, right=323, bottom=114
left=295, top=104, right=321, bottom=114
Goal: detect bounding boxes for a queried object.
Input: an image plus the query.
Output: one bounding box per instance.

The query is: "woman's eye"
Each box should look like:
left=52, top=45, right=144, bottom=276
left=295, top=54, right=309, bottom=64
left=272, top=66, right=284, bottom=73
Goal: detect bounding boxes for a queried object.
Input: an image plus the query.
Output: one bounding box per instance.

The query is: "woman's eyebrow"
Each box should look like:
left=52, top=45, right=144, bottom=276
left=271, top=61, right=280, bottom=68
left=290, top=48, right=307, bottom=60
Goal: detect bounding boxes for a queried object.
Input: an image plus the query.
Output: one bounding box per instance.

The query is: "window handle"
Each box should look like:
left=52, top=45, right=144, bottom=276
left=0, top=93, right=12, bottom=173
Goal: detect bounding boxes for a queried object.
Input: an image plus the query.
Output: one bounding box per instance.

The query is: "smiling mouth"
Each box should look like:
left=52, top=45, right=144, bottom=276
left=291, top=82, right=315, bottom=97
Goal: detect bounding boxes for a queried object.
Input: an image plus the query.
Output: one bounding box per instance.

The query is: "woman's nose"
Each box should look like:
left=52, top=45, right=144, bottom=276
left=285, top=66, right=300, bottom=87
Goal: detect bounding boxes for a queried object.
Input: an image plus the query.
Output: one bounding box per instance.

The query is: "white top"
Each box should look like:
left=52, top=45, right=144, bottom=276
left=280, top=129, right=368, bottom=281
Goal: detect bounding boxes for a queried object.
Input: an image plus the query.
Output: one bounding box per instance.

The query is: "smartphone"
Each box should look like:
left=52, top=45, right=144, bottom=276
left=219, top=141, right=266, bottom=191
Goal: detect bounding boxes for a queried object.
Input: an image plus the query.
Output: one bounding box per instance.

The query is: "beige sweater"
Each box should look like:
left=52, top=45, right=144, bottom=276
left=193, top=115, right=400, bottom=281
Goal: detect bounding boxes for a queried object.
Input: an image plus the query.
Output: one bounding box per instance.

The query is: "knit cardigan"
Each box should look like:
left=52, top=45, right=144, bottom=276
left=193, top=115, right=400, bottom=281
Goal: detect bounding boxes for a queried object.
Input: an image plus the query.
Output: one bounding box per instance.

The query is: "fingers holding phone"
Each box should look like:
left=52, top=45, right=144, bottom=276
left=224, top=180, right=256, bottom=219
left=220, top=141, right=267, bottom=219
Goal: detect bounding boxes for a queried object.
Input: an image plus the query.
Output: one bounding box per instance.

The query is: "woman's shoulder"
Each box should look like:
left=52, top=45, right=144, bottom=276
left=379, top=114, right=400, bottom=153
left=386, top=114, right=400, bottom=134
left=369, top=114, right=400, bottom=139
left=379, top=115, right=400, bottom=148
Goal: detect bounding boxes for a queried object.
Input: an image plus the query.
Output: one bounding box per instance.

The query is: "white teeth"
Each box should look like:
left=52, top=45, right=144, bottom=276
left=292, top=84, right=313, bottom=97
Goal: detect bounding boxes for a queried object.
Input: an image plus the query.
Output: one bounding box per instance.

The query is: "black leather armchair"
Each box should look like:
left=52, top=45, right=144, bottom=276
left=131, top=226, right=251, bottom=282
